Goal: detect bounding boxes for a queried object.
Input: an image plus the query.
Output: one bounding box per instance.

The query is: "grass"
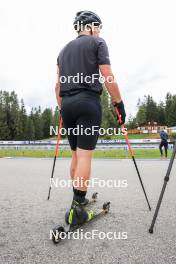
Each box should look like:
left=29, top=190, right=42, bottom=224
left=105, top=134, right=160, bottom=140
left=47, top=133, right=161, bottom=140
left=0, top=149, right=172, bottom=159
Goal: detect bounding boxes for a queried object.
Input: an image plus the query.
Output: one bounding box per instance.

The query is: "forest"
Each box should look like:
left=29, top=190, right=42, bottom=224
left=0, top=90, right=176, bottom=140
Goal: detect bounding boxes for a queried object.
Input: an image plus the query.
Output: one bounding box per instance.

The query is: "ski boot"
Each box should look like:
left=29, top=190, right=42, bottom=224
left=65, top=200, right=94, bottom=225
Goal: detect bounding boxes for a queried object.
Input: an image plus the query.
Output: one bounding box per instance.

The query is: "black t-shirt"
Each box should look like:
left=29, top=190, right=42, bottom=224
left=57, top=35, right=110, bottom=97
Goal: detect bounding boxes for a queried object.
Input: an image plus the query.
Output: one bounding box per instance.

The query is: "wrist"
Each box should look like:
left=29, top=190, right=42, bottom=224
left=113, top=100, right=123, bottom=107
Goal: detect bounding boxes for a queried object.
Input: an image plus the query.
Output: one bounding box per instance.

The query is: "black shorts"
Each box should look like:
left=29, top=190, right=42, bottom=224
left=61, top=91, right=102, bottom=151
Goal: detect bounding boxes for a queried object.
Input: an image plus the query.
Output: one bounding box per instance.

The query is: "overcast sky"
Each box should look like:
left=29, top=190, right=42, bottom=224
left=0, top=0, right=176, bottom=117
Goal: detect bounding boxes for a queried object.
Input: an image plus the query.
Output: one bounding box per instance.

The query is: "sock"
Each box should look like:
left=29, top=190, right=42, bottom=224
left=73, top=187, right=87, bottom=204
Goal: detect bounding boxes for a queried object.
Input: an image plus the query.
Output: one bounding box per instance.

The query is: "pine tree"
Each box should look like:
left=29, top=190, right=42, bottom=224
left=157, top=101, right=166, bottom=125
left=136, top=104, right=147, bottom=125
left=32, top=107, right=43, bottom=139
left=165, top=93, right=176, bottom=126
left=101, top=88, right=116, bottom=129
left=127, top=114, right=137, bottom=129
left=0, top=91, right=10, bottom=139
left=42, top=108, right=53, bottom=138
left=26, top=115, right=35, bottom=140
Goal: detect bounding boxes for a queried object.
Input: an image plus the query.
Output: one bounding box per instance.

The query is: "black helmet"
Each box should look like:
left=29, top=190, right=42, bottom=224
left=73, top=11, right=102, bottom=31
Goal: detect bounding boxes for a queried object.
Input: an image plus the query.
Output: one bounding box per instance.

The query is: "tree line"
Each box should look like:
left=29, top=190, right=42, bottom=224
left=128, top=93, right=176, bottom=129
left=0, top=90, right=59, bottom=140
left=0, top=90, right=176, bottom=140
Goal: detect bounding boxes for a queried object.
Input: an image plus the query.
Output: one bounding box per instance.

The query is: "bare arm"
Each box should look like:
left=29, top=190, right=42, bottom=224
left=55, top=66, right=62, bottom=110
left=99, top=65, right=122, bottom=104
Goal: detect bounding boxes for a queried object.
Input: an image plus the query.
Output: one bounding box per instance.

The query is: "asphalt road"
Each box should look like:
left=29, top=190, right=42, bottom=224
left=0, top=158, right=176, bottom=264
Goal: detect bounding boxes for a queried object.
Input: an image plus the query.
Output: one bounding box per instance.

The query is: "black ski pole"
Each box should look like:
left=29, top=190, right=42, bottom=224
left=149, top=142, right=176, bottom=233
left=47, top=116, right=63, bottom=200
left=114, top=106, right=151, bottom=211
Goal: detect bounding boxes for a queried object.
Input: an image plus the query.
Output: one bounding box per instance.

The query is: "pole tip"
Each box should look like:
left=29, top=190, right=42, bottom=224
left=148, top=228, right=153, bottom=234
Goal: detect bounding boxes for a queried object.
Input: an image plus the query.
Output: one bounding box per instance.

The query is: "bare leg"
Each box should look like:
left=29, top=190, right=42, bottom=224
left=70, top=151, right=77, bottom=181
left=73, top=148, right=93, bottom=191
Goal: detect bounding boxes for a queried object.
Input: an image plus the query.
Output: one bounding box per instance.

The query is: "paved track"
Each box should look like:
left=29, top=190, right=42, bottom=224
left=0, top=158, right=176, bottom=264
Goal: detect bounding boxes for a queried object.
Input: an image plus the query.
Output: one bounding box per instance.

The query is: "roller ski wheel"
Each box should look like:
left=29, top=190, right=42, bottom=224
left=103, top=202, right=110, bottom=213
left=51, top=225, right=66, bottom=244
left=91, top=192, right=98, bottom=201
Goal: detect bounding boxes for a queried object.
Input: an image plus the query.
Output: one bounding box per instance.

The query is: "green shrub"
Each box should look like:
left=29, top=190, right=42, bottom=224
left=170, top=133, right=176, bottom=140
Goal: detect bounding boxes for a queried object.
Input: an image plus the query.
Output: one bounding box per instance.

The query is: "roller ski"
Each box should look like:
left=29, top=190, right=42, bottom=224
left=51, top=200, right=110, bottom=244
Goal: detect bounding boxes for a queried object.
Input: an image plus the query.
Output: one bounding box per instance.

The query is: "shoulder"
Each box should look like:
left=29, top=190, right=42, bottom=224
left=59, top=39, right=75, bottom=54
left=91, top=36, right=108, bottom=46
